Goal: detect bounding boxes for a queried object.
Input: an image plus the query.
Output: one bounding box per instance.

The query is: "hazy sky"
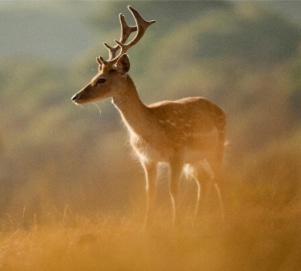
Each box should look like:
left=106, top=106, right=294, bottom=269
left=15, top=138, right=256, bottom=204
left=0, top=2, right=101, bottom=65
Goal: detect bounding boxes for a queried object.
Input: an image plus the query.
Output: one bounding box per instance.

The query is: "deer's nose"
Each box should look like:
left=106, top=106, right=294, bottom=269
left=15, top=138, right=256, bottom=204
left=71, top=93, right=79, bottom=101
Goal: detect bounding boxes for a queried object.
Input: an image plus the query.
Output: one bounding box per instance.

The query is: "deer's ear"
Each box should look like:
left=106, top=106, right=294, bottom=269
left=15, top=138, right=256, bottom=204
left=116, top=54, right=130, bottom=74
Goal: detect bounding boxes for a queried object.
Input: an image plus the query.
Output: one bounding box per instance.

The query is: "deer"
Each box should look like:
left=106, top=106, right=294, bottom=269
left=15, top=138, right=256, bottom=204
left=71, top=6, right=226, bottom=225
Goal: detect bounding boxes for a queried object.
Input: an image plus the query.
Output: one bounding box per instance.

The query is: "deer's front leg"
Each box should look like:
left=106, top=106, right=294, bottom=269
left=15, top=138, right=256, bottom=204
left=142, top=161, right=157, bottom=225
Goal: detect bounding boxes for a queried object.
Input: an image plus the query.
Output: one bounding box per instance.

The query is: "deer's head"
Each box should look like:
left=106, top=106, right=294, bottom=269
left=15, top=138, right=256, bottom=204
left=71, top=6, right=155, bottom=105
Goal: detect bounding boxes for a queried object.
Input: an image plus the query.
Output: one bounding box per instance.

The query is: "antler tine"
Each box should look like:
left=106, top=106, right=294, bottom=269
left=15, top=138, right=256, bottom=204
left=115, top=6, right=156, bottom=54
left=102, top=6, right=156, bottom=64
left=127, top=6, right=156, bottom=45
left=119, top=13, right=137, bottom=44
left=103, top=43, right=119, bottom=60
left=103, top=12, right=137, bottom=60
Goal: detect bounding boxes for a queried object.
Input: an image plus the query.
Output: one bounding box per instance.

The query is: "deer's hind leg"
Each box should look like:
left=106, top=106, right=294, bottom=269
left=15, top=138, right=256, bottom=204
left=208, top=156, right=225, bottom=220
left=186, top=162, right=213, bottom=223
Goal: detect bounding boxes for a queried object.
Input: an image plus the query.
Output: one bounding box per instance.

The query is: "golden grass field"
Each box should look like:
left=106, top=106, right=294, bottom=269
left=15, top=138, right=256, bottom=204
left=1, top=173, right=300, bottom=271
left=1, top=140, right=301, bottom=271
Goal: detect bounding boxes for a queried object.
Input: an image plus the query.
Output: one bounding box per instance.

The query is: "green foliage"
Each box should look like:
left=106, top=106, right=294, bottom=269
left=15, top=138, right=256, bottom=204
left=191, top=5, right=301, bottom=62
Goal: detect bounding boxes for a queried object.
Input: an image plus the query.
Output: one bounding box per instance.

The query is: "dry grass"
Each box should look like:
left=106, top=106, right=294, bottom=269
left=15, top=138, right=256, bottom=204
left=1, top=191, right=300, bottom=271
left=1, top=145, right=301, bottom=271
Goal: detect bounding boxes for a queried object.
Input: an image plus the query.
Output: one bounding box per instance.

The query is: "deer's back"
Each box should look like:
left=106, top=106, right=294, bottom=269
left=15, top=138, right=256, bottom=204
left=149, top=97, right=225, bottom=136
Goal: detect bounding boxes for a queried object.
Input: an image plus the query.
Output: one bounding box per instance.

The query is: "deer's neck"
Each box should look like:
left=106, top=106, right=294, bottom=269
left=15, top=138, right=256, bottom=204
left=112, top=75, right=154, bottom=137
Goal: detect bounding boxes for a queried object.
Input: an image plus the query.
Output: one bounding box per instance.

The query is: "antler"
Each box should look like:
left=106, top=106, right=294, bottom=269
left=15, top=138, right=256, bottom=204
left=97, top=6, right=156, bottom=66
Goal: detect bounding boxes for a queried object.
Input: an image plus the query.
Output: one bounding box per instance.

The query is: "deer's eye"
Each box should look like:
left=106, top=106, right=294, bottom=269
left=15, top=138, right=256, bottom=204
left=97, top=78, right=106, bottom=84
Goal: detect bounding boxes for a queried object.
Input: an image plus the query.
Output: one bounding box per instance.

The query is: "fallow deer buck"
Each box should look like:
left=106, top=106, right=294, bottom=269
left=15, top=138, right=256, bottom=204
left=71, top=6, right=226, bottom=224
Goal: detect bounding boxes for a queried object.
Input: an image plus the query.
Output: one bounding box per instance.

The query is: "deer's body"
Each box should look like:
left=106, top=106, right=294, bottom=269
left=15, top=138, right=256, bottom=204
left=72, top=6, right=226, bottom=224
left=114, top=76, right=224, bottom=164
